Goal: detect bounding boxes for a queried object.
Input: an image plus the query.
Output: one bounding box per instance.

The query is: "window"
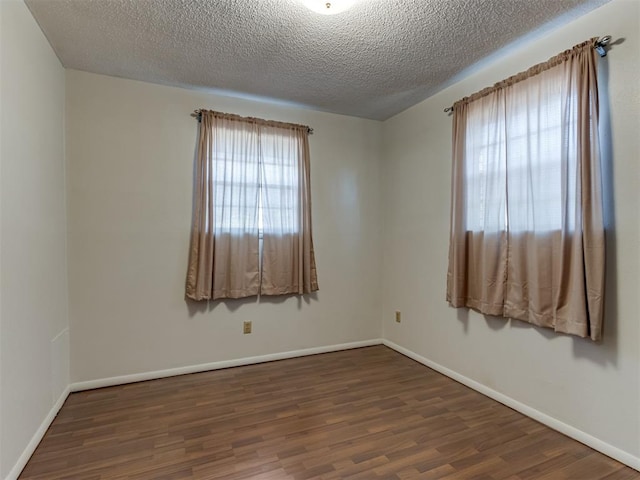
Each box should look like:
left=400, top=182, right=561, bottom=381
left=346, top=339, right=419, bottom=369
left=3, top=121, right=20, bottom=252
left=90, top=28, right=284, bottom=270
left=447, top=39, right=605, bottom=341
left=211, top=128, right=299, bottom=236
left=464, top=88, right=577, bottom=233
left=186, top=111, right=318, bottom=301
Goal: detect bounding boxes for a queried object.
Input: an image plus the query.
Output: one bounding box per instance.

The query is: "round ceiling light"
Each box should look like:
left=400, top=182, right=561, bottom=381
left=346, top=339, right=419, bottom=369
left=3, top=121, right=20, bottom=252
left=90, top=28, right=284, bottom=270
left=303, top=0, right=356, bottom=15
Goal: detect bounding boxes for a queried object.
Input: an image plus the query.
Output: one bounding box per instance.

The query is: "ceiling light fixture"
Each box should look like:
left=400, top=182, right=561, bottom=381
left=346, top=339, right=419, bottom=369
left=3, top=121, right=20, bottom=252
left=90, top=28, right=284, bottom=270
left=303, top=0, right=355, bottom=15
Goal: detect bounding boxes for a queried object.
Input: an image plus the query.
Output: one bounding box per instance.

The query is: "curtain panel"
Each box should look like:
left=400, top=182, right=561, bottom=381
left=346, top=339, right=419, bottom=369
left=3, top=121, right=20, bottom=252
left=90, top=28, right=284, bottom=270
left=446, top=39, right=605, bottom=341
left=186, top=110, right=318, bottom=301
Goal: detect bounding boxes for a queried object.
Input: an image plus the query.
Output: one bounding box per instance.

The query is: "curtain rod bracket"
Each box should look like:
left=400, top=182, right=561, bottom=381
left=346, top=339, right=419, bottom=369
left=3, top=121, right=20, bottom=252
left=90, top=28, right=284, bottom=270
left=594, top=35, right=611, bottom=57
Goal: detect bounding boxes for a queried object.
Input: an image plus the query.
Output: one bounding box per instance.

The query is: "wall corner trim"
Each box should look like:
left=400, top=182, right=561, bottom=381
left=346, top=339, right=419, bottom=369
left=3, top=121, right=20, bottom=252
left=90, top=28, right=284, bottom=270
left=5, top=386, right=71, bottom=480
left=382, top=339, right=640, bottom=472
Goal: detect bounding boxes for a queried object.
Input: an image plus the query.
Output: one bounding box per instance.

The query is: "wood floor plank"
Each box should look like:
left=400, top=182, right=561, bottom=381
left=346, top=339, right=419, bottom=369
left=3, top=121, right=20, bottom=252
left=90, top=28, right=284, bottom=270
left=18, top=346, right=639, bottom=479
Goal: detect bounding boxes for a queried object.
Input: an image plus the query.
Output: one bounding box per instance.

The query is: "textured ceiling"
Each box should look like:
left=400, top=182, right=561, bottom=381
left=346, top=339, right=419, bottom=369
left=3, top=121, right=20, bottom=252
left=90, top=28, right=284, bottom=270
left=26, top=0, right=609, bottom=120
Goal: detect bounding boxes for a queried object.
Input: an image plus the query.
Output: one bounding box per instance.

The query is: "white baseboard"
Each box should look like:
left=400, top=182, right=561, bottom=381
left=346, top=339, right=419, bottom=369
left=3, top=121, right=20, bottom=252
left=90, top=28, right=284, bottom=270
left=382, top=339, right=640, bottom=472
left=13, top=338, right=635, bottom=479
left=5, top=386, right=71, bottom=480
left=6, top=339, right=382, bottom=480
left=70, top=338, right=383, bottom=392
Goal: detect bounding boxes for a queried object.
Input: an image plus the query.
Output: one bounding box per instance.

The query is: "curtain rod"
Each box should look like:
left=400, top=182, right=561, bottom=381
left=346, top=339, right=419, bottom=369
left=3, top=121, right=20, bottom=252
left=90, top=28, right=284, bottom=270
left=190, top=109, right=314, bottom=134
left=443, top=35, right=612, bottom=114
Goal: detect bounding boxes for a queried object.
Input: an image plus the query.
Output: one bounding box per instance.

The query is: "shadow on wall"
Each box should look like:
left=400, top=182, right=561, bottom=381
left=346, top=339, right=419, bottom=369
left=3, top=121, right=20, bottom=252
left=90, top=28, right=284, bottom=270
left=185, top=292, right=319, bottom=317
left=457, top=308, right=469, bottom=333
left=572, top=53, right=618, bottom=368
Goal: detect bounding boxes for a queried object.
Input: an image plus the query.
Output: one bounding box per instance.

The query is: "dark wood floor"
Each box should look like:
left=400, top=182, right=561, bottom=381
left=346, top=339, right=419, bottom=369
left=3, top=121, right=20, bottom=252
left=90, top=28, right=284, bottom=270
left=20, top=346, right=639, bottom=479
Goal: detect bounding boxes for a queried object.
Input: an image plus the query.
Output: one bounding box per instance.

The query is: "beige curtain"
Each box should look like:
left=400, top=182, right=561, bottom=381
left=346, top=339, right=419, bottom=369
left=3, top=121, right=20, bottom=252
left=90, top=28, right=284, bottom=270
left=447, top=39, right=605, bottom=340
left=260, top=125, right=318, bottom=295
left=186, top=111, right=318, bottom=300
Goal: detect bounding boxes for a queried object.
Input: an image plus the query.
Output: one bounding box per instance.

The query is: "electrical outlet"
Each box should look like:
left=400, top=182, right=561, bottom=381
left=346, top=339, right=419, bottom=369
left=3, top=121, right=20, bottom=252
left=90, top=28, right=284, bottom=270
left=395, top=311, right=401, bottom=323
left=243, top=321, right=252, bottom=334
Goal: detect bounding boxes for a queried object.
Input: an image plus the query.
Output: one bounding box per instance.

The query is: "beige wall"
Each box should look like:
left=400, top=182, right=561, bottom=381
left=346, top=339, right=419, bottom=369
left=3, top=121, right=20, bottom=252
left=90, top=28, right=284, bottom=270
left=381, top=0, right=639, bottom=461
left=66, top=71, right=383, bottom=382
left=0, top=0, right=69, bottom=477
